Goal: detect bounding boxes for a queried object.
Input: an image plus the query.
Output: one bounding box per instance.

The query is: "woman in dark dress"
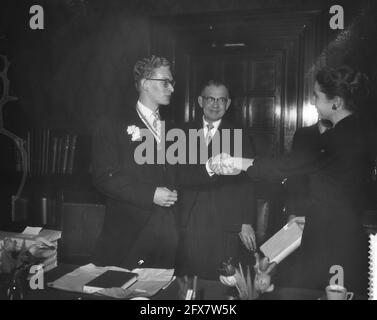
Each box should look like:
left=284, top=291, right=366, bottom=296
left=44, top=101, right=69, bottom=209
left=211, top=66, right=372, bottom=295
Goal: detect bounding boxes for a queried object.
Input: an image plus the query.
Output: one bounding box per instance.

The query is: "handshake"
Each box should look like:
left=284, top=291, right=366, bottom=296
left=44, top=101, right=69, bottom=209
left=208, top=153, right=247, bottom=175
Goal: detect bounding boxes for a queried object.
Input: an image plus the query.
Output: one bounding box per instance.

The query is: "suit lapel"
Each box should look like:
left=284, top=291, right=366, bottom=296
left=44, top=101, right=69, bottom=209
left=129, top=106, right=148, bottom=129
left=206, top=118, right=236, bottom=156
left=126, top=106, right=159, bottom=151
left=161, top=117, right=177, bottom=189
left=125, top=107, right=148, bottom=143
left=207, top=119, right=227, bottom=155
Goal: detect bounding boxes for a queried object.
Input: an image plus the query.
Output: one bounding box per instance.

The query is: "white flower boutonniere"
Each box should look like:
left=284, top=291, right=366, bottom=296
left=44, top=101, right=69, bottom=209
left=127, top=125, right=142, bottom=141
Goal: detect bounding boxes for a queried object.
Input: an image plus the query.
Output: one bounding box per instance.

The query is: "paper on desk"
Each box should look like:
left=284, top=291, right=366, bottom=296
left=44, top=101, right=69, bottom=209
left=22, top=226, right=43, bottom=235
left=47, top=263, right=174, bottom=299
left=124, top=268, right=175, bottom=298
left=96, top=269, right=175, bottom=299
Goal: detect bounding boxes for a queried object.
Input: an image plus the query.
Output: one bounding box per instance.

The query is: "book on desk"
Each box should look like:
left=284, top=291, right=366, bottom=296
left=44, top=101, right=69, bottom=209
left=83, top=270, right=139, bottom=294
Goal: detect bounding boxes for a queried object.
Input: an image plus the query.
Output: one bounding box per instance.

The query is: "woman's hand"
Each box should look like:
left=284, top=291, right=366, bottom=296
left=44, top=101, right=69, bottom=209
left=231, top=157, right=254, bottom=171
left=287, top=216, right=306, bottom=231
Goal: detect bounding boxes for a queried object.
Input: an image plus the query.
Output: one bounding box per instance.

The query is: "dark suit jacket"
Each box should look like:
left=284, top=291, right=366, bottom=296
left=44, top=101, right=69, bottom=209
left=91, top=108, right=178, bottom=269
left=177, top=118, right=256, bottom=231
left=175, top=118, right=257, bottom=279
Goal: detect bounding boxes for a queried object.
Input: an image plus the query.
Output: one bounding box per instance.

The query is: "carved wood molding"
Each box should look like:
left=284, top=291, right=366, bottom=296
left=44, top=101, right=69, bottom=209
left=0, top=54, right=27, bottom=208
left=0, top=54, right=18, bottom=129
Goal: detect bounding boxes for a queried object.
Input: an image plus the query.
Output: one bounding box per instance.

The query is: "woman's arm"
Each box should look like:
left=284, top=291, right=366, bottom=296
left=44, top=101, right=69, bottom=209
left=212, top=147, right=326, bottom=181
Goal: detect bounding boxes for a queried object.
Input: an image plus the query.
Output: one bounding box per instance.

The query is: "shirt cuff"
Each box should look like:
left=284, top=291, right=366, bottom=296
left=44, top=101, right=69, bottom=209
left=206, top=159, right=215, bottom=176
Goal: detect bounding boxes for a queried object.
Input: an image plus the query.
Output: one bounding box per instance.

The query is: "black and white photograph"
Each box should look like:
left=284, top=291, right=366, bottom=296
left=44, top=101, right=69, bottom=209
left=0, top=0, right=377, bottom=305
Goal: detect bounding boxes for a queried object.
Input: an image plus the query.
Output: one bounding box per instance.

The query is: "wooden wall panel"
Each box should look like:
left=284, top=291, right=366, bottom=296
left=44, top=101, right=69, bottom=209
left=248, top=129, right=276, bottom=158
left=223, top=60, right=248, bottom=94
left=248, top=97, right=275, bottom=128
left=184, top=53, right=282, bottom=157
left=250, top=61, right=276, bottom=92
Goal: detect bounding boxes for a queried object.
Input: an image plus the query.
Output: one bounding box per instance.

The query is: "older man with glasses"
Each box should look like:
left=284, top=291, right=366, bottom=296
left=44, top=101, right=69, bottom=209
left=175, top=80, right=257, bottom=280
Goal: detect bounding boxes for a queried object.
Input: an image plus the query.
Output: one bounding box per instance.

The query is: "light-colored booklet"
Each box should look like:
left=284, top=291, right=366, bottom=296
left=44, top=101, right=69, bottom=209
left=260, top=219, right=304, bottom=264
left=369, top=233, right=377, bottom=300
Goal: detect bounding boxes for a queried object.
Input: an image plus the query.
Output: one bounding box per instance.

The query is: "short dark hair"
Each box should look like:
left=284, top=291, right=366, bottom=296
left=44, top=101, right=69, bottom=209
left=200, top=80, right=230, bottom=96
left=315, top=66, right=369, bottom=112
left=133, top=55, right=171, bottom=91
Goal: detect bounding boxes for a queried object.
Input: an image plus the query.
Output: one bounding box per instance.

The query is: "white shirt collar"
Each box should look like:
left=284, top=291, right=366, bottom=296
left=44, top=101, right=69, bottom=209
left=203, top=117, right=221, bottom=132
left=136, top=101, right=161, bottom=143
left=137, top=101, right=158, bottom=123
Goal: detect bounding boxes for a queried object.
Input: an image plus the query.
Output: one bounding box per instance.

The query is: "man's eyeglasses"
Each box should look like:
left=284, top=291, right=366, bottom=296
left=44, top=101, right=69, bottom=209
left=146, top=78, right=176, bottom=88
left=201, top=96, right=228, bottom=105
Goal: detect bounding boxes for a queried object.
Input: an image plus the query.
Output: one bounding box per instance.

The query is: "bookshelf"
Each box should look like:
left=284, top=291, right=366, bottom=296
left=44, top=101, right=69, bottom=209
left=11, top=128, right=99, bottom=229
left=18, top=129, right=79, bottom=177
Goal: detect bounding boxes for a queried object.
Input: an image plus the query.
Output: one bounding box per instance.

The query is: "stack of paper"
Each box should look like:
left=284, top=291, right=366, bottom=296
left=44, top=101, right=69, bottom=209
left=0, top=227, right=61, bottom=272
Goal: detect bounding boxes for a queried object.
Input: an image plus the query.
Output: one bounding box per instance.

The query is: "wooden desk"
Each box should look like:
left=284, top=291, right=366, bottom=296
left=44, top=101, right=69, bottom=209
left=24, top=264, right=229, bottom=300
left=21, top=264, right=366, bottom=300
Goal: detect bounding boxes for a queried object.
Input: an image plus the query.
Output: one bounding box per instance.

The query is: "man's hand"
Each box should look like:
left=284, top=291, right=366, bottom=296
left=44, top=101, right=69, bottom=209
left=239, top=224, right=257, bottom=251
left=153, top=187, right=178, bottom=207
left=209, top=153, right=231, bottom=174
left=209, top=153, right=242, bottom=175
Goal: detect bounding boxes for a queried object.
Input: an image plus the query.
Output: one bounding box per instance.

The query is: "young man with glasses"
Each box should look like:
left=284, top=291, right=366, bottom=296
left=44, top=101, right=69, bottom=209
left=176, top=80, right=257, bottom=280
left=92, top=55, right=179, bottom=269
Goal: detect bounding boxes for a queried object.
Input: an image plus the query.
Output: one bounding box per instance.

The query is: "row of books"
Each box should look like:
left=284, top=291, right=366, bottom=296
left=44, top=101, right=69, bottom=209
left=15, top=129, right=78, bottom=175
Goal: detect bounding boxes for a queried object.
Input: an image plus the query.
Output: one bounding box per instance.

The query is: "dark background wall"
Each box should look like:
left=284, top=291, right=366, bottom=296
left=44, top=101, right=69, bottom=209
left=1, top=0, right=150, bottom=135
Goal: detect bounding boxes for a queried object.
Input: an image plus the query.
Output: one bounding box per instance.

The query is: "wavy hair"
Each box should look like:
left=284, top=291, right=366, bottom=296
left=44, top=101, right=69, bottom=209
left=133, top=55, right=171, bottom=92
left=315, top=66, right=370, bottom=112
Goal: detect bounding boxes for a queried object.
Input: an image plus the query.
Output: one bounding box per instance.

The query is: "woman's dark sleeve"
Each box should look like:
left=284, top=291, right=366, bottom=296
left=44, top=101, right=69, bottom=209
left=246, top=147, right=326, bottom=182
